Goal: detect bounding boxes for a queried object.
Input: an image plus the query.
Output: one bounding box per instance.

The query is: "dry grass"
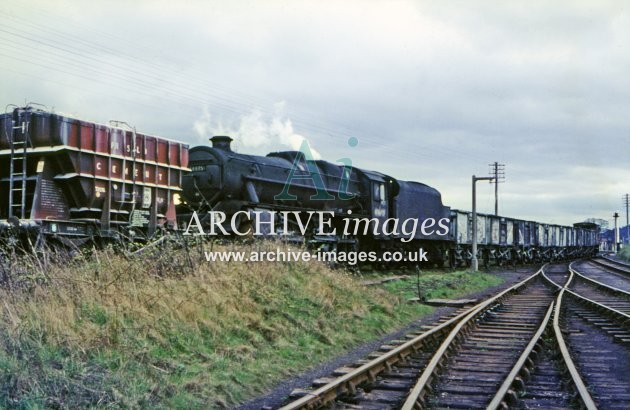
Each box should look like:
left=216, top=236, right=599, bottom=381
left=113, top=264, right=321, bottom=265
left=0, top=240, right=420, bottom=408
left=0, top=239, right=503, bottom=408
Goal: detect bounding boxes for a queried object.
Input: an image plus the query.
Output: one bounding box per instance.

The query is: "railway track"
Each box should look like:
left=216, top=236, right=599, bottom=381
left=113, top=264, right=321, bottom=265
left=573, top=260, right=630, bottom=292
left=573, top=258, right=630, bottom=292
left=588, top=256, right=630, bottom=276
left=547, top=263, right=630, bottom=409
left=599, top=255, right=630, bottom=270
left=568, top=271, right=630, bottom=316
left=278, top=262, right=630, bottom=409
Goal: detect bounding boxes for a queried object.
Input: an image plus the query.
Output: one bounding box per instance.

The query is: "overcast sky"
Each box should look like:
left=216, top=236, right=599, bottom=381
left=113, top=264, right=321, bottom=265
left=1, top=0, right=629, bottom=226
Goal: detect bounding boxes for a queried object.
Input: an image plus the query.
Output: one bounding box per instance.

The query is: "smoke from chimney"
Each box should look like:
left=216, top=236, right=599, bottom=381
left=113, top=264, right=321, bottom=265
left=193, top=103, right=321, bottom=159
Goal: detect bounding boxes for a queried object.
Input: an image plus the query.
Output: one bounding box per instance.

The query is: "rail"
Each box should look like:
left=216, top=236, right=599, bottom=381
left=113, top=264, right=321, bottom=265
left=541, top=264, right=598, bottom=409
left=280, top=269, right=543, bottom=410
left=486, top=302, right=554, bottom=409
left=590, top=256, right=630, bottom=276
left=281, top=262, right=628, bottom=409
left=564, top=262, right=630, bottom=321
left=602, top=255, right=630, bottom=268
left=571, top=265, right=630, bottom=297
left=399, top=267, right=544, bottom=409
left=278, top=300, right=476, bottom=409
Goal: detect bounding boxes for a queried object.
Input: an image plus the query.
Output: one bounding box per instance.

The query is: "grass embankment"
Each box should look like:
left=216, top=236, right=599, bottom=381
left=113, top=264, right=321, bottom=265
left=380, top=269, right=504, bottom=301
left=0, top=242, right=502, bottom=408
left=618, top=246, right=630, bottom=261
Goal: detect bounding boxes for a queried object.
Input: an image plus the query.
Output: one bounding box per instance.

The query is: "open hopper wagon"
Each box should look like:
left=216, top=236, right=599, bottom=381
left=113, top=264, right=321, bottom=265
left=0, top=106, right=189, bottom=242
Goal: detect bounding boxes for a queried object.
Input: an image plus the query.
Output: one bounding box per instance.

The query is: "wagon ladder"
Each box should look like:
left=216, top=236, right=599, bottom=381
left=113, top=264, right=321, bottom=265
left=8, top=116, right=31, bottom=219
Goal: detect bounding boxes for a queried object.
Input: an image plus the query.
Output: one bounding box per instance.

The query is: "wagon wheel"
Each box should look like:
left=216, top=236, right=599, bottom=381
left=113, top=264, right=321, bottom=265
left=482, top=250, right=490, bottom=268
left=496, top=250, right=504, bottom=267
left=510, top=250, right=518, bottom=267
left=448, top=250, right=457, bottom=269
left=234, top=210, right=254, bottom=242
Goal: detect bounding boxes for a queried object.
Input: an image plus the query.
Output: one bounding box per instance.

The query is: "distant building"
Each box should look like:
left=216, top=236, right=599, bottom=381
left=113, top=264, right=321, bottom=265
left=600, top=225, right=630, bottom=251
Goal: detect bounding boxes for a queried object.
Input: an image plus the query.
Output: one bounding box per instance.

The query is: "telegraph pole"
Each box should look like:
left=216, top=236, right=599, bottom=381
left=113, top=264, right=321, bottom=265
left=472, top=175, right=495, bottom=271
left=624, top=194, right=629, bottom=244
left=489, top=162, right=505, bottom=215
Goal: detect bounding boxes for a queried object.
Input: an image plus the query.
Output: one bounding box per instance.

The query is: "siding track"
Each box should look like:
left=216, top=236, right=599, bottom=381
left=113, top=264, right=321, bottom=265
left=279, top=261, right=630, bottom=409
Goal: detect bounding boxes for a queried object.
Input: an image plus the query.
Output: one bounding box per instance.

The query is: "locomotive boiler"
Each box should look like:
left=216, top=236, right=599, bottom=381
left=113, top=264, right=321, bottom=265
left=179, top=136, right=453, bottom=263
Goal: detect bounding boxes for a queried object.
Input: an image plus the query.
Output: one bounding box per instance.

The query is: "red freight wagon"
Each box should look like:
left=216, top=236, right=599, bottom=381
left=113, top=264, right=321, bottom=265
left=0, top=105, right=189, bottom=240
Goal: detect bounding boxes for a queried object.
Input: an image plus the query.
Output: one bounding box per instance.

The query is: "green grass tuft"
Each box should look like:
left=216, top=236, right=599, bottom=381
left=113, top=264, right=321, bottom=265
left=618, top=246, right=630, bottom=261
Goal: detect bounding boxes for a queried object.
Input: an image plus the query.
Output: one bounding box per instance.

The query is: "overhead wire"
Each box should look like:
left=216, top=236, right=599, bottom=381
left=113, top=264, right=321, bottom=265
left=0, top=6, right=494, bottom=167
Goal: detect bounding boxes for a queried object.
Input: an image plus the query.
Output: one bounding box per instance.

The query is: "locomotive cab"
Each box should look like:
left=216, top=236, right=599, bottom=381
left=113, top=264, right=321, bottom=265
left=353, top=170, right=394, bottom=237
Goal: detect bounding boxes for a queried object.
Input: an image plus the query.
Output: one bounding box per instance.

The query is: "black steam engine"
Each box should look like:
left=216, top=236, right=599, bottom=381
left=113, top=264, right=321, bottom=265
left=179, top=136, right=452, bottom=264
left=179, top=136, right=599, bottom=267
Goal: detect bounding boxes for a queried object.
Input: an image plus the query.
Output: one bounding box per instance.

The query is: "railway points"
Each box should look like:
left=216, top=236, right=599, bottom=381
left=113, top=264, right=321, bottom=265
left=278, top=260, right=630, bottom=409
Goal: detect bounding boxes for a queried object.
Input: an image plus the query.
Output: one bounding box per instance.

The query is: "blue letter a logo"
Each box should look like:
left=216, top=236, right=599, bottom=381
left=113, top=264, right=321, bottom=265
left=274, top=140, right=334, bottom=200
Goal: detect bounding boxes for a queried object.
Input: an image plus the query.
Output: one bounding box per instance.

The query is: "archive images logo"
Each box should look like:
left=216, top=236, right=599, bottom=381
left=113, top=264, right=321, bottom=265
left=274, top=137, right=359, bottom=201
left=183, top=136, right=451, bottom=242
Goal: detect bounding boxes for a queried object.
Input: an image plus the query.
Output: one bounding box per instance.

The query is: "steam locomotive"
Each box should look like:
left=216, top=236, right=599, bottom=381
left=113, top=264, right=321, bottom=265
left=0, top=105, right=599, bottom=266
left=179, top=136, right=453, bottom=264
left=178, top=136, right=599, bottom=267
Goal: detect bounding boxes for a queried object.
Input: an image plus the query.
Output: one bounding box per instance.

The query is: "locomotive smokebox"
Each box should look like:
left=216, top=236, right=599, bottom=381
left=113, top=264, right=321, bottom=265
left=211, top=136, right=233, bottom=151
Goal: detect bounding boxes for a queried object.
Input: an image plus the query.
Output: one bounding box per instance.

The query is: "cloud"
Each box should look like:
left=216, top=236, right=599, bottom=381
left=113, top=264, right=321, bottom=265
left=1, top=0, right=629, bottom=227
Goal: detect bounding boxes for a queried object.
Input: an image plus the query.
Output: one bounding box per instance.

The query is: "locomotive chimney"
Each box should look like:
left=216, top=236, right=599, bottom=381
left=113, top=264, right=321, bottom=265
left=210, top=136, right=233, bottom=151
